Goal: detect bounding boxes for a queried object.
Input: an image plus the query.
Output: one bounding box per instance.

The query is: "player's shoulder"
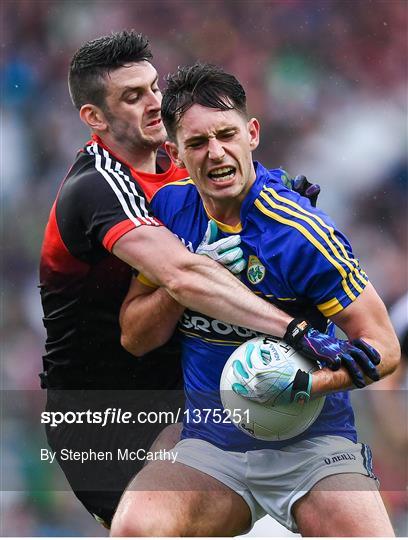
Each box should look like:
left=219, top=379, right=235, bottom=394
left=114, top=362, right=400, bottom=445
left=266, top=167, right=293, bottom=187
left=255, top=164, right=335, bottom=230
left=59, top=140, right=133, bottom=201
left=251, top=162, right=345, bottom=261
left=151, top=177, right=199, bottom=212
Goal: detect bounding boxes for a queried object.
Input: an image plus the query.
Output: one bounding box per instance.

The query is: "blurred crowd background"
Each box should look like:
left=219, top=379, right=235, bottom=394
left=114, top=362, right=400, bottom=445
left=1, top=0, right=407, bottom=536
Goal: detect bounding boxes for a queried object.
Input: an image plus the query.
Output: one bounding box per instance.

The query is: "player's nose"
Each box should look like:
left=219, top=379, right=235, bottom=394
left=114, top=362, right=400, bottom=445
left=208, top=139, right=225, bottom=161
left=146, top=89, right=162, bottom=110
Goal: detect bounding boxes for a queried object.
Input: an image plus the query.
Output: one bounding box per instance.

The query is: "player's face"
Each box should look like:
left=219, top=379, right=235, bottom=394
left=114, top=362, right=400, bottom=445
left=167, top=105, right=259, bottom=211
left=103, top=61, right=166, bottom=150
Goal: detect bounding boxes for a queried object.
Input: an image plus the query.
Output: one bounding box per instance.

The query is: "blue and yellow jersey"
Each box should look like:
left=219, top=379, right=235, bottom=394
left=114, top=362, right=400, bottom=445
left=150, top=162, right=367, bottom=450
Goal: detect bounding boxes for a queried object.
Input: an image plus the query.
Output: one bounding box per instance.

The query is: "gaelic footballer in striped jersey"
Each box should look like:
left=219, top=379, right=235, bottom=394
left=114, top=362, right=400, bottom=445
left=112, top=63, right=399, bottom=537
left=39, top=134, right=188, bottom=389
left=147, top=161, right=370, bottom=450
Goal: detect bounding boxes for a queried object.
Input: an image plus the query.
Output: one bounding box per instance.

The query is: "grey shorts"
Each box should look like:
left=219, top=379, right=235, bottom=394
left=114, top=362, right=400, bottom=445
left=171, top=436, right=378, bottom=533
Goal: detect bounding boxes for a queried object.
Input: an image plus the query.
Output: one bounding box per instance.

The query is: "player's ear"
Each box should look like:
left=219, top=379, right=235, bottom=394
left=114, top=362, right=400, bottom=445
left=165, top=141, right=185, bottom=169
left=79, top=104, right=108, bottom=132
left=248, top=118, right=260, bottom=152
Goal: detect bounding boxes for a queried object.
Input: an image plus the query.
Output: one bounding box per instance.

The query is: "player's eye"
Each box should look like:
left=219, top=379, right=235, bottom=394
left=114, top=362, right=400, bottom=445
left=152, top=86, right=161, bottom=94
left=187, top=140, right=205, bottom=149
left=125, top=94, right=140, bottom=104
left=219, top=131, right=236, bottom=140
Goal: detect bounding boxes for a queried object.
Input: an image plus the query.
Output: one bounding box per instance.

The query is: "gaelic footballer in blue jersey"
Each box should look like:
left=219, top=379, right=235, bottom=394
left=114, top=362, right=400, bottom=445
left=112, top=64, right=400, bottom=537
left=145, top=162, right=368, bottom=451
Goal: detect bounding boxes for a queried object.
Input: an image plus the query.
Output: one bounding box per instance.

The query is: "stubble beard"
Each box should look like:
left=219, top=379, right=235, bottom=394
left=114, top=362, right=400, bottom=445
left=113, top=123, right=163, bottom=153
left=105, top=109, right=166, bottom=154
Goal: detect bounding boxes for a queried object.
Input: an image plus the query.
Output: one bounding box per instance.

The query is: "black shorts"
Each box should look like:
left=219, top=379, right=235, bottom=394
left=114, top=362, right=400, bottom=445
left=45, top=387, right=185, bottom=526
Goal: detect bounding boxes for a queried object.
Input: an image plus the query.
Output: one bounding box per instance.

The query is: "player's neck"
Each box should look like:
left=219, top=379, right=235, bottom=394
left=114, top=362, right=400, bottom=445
left=202, top=175, right=255, bottom=227
left=203, top=199, right=242, bottom=227
left=97, top=134, right=158, bottom=173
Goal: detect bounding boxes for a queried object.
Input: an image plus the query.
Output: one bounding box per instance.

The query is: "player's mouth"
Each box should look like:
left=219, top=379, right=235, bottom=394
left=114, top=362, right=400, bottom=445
left=146, top=118, right=162, bottom=128
left=207, top=166, right=236, bottom=183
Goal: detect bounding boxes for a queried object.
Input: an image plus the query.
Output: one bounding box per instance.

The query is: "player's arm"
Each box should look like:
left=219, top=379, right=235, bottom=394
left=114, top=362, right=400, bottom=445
left=120, top=219, right=245, bottom=355
left=115, top=228, right=386, bottom=381
left=113, top=226, right=293, bottom=337
left=229, top=205, right=394, bottom=403
left=310, top=283, right=400, bottom=396
left=232, top=285, right=399, bottom=406
left=120, top=277, right=184, bottom=356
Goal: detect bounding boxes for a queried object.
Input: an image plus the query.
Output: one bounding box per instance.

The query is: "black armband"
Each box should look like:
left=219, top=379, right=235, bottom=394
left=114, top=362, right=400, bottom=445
left=284, top=318, right=312, bottom=347
left=290, top=369, right=312, bottom=403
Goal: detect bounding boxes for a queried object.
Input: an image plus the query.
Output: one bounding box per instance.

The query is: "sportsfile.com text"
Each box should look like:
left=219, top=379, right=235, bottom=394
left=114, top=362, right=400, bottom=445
left=41, top=408, right=250, bottom=427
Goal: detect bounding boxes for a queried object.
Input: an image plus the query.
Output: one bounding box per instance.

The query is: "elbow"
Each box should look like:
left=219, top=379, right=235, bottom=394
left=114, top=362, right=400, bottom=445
left=120, top=329, right=173, bottom=357
left=120, top=331, right=151, bottom=357
left=120, top=328, right=157, bottom=356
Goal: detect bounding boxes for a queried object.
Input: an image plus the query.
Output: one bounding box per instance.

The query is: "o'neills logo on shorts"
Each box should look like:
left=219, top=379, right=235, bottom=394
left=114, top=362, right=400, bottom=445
left=324, top=453, right=356, bottom=465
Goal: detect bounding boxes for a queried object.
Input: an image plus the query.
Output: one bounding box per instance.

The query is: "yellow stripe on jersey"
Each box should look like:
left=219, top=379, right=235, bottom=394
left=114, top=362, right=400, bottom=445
left=180, top=328, right=245, bottom=346
left=137, top=273, right=158, bottom=289
left=262, top=187, right=367, bottom=287
left=169, top=178, right=195, bottom=186
left=348, top=266, right=368, bottom=294
left=352, top=266, right=368, bottom=287
left=254, top=199, right=356, bottom=302
left=260, top=189, right=362, bottom=284
left=317, top=297, right=344, bottom=317
left=152, top=177, right=195, bottom=198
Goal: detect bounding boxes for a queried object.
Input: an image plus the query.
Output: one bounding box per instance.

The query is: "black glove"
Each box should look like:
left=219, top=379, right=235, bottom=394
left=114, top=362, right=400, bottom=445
left=291, top=175, right=320, bottom=207
left=284, top=318, right=381, bottom=388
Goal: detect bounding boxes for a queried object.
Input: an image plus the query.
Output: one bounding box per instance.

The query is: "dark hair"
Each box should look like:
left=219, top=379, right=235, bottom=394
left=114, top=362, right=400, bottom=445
left=68, top=30, right=152, bottom=110
left=162, top=63, right=247, bottom=140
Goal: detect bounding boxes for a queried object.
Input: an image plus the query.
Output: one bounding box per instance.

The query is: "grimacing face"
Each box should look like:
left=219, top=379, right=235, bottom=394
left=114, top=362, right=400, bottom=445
left=166, top=104, right=260, bottom=215
left=102, top=61, right=167, bottom=150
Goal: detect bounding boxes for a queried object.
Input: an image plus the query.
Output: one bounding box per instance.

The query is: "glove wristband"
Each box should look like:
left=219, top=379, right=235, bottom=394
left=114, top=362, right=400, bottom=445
left=290, top=369, right=312, bottom=403
left=284, top=318, right=312, bottom=347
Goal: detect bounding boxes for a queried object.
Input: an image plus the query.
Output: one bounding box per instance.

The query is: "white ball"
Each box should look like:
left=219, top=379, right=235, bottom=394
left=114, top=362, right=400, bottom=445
left=220, top=336, right=325, bottom=441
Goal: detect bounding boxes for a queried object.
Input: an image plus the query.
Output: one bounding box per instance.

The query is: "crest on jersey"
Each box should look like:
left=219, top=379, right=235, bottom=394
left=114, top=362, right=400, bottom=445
left=247, top=255, right=266, bottom=285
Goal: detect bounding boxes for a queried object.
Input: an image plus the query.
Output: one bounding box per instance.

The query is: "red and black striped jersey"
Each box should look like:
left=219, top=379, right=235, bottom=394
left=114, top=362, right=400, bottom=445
left=39, top=135, right=188, bottom=389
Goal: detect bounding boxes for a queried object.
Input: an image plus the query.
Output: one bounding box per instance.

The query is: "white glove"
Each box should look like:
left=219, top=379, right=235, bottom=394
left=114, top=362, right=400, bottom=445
left=231, top=341, right=311, bottom=405
left=196, top=220, right=246, bottom=274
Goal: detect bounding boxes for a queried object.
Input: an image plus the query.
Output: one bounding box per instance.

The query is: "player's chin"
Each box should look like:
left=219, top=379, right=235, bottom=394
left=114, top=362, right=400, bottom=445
left=142, top=131, right=166, bottom=148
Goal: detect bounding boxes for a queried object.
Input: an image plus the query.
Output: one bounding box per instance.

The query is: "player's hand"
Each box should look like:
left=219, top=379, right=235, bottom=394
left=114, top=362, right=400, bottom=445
left=284, top=319, right=381, bottom=388
left=196, top=220, right=246, bottom=274
left=230, top=341, right=312, bottom=405
left=282, top=173, right=320, bottom=207
left=291, top=175, right=320, bottom=207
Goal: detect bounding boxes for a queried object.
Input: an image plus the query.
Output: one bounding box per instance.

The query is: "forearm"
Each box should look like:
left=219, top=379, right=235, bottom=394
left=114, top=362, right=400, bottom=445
left=311, top=284, right=401, bottom=396
left=311, top=367, right=353, bottom=397
left=120, top=285, right=184, bottom=356
left=165, top=254, right=292, bottom=336
left=114, top=227, right=293, bottom=337
left=311, top=344, right=400, bottom=398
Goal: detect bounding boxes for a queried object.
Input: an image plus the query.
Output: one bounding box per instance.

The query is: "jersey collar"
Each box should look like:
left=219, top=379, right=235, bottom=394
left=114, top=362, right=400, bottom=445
left=89, top=134, right=188, bottom=181
left=240, top=161, right=271, bottom=222
left=203, top=204, right=243, bottom=233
